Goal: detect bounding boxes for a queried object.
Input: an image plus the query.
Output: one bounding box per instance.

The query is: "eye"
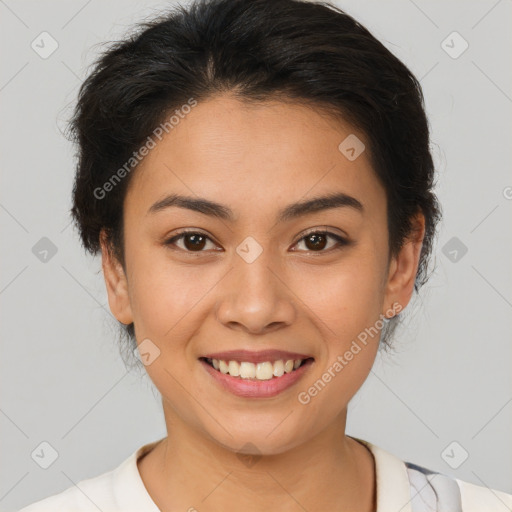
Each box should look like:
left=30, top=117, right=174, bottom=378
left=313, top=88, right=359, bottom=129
left=164, top=229, right=349, bottom=254
left=292, top=230, right=348, bottom=252
left=164, top=230, right=219, bottom=252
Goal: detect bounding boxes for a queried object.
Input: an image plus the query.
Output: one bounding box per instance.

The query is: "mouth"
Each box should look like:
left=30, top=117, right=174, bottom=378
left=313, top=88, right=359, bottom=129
left=199, top=356, right=314, bottom=381
left=198, top=350, right=315, bottom=398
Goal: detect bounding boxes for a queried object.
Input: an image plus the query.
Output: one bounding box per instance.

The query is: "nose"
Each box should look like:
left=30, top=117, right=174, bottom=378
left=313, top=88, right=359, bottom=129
left=214, top=248, right=296, bottom=335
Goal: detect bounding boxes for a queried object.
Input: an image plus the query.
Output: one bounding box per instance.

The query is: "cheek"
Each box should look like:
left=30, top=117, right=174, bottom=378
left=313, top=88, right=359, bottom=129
left=293, top=251, right=386, bottom=338
left=126, top=242, right=210, bottom=337
left=291, top=252, right=384, bottom=391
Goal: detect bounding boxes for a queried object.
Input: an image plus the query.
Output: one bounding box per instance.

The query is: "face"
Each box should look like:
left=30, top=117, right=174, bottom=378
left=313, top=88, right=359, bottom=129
left=101, top=94, right=424, bottom=455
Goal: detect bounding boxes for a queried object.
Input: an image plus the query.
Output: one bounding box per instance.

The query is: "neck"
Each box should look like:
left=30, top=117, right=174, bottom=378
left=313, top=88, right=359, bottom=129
left=138, top=403, right=375, bottom=512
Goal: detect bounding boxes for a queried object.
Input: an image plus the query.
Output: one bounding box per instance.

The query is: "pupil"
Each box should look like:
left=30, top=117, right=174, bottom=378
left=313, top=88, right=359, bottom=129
left=306, top=233, right=327, bottom=251
left=185, top=234, right=206, bottom=251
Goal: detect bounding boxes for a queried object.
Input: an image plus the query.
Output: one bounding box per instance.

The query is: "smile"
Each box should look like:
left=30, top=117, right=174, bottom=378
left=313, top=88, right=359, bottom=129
left=202, top=357, right=312, bottom=380
left=199, top=351, right=315, bottom=398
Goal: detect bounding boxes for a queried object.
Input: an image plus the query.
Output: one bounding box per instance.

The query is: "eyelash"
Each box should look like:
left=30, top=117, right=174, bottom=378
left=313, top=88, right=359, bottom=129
left=164, top=229, right=349, bottom=255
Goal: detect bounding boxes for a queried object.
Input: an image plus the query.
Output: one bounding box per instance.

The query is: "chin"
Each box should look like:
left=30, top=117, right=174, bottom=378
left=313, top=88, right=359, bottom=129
left=203, top=418, right=309, bottom=458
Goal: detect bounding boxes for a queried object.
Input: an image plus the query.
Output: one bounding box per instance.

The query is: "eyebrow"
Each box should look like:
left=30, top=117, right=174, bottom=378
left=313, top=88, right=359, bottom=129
left=147, top=192, right=364, bottom=222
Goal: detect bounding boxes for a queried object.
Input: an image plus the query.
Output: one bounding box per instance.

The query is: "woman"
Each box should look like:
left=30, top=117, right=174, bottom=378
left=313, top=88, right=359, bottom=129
left=19, top=0, right=512, bottom=510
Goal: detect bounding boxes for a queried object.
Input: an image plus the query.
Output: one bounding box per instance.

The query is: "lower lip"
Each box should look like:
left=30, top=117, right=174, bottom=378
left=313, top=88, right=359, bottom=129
left=200, top=359, right=314, bottom=398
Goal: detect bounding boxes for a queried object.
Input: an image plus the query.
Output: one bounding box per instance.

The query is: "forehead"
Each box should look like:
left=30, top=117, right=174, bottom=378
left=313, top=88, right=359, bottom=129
left=125, top=94, right=386, bottom=220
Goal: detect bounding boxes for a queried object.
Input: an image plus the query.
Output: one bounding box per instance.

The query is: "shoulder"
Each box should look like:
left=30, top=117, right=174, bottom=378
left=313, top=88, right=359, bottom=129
left=456, top=476, right=512, bottom=511
left=17, top=440, right=162, bottom=512
left=405, top=460, right=512, bottom=512
left=17, top=468, right=116, bottom=512
left=352, top=436, right=512, bottom=512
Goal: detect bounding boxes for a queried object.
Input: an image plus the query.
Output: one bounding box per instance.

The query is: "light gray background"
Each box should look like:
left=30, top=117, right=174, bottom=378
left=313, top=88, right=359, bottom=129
left=1, top=0, right=511, bottom=510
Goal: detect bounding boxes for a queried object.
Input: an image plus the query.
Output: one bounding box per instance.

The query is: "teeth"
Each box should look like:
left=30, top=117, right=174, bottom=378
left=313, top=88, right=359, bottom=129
left=273, top=360, right=284, bottom=377
left=219, top=360, right=229, bottom=374
left=256, top=362, right=274, bottom=380
left=228, top=360, right=240, bottom=377
left=240, top=361, right=256, bottom=378
left=209, top=358, right=306, bottom=380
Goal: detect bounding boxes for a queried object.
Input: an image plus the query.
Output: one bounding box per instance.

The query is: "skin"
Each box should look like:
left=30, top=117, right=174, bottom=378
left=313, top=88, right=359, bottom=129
left=101, top=94, right=425, bottom=512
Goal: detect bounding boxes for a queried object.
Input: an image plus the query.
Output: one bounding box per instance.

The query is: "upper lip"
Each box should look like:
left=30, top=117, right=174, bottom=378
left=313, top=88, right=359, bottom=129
left=201, top=349, right=314, bottom=364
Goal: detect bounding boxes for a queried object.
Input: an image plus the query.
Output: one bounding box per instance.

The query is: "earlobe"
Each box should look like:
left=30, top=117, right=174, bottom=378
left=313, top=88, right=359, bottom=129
left=100, top=229, right=133, bottom=325
left=382, top=212, right=426, bottom=316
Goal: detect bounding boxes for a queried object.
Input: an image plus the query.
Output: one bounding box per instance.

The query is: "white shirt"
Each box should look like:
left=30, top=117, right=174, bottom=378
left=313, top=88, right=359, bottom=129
left=18, top=437, right=512, bottom=511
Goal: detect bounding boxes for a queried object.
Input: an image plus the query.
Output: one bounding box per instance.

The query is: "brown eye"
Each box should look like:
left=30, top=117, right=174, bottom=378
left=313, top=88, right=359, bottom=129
left=294, top=231, right=348, bottom=252
left=165, top=229, right=348, bottom=254
left=182, top=233, right=207, bottom=251
left=165, top=231, right=217, bottom=252
left=304, top=233, right=328, bottom=250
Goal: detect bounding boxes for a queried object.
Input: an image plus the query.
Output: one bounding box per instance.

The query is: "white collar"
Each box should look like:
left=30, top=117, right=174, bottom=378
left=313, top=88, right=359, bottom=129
left=110, top=436, right=413, bottom=511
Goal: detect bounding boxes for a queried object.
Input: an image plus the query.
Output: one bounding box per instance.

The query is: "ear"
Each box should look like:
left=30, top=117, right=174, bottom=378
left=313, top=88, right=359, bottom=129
left=100, top=229, right=133, bottom=325
left=382, top=212, right=426, bottom=317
